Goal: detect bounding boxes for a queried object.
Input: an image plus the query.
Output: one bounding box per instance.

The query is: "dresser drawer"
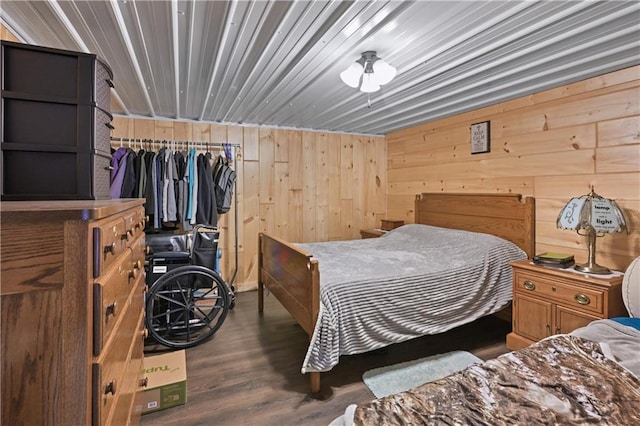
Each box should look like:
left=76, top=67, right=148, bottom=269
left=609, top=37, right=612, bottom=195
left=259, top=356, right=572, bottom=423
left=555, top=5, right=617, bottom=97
left=515, top=271, right=604, bottom=315
left=109, top=315, right=145, bottom=426
left=122, top=207, right=145, bottom=244
left=93, top=249, right=143, bottom=356
left=92, top=291, right=144, bottom=426
left=130, top=233, right=146, bottom=271
left=93, top=216, right=128, bottom=278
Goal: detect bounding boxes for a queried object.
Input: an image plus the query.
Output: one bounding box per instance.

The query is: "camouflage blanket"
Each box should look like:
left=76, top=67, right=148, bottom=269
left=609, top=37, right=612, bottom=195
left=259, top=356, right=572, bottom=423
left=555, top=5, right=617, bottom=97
left=353, top=335, right=640, bottom=425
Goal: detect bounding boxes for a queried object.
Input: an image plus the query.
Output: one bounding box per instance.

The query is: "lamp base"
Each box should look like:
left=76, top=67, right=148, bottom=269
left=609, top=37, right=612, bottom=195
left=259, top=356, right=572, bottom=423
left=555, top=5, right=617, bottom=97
left=574, top=263, right=611, bottom=275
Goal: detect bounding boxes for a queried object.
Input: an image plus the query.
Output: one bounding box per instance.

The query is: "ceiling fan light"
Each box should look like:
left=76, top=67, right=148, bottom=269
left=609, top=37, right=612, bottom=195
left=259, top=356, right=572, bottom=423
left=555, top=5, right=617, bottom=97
left=360, top=73, right=380, bottom=93
left=372, top=58, right=396, bottom=85
left=340, top=62, right=363, bottom=88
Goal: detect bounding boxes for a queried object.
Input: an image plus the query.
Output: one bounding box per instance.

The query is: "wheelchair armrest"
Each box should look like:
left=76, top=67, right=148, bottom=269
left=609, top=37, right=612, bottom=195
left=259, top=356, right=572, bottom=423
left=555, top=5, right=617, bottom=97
left=149, top=251, right=190, bottom=260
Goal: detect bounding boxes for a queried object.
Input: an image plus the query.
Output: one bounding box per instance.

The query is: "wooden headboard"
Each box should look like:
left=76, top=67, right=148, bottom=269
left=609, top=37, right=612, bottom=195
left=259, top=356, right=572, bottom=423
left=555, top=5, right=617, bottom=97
left=415, top=193, right=535, bottom=258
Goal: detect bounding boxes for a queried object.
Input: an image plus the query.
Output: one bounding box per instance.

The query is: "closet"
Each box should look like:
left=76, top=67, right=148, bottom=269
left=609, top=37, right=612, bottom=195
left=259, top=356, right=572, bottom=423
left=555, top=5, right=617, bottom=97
left=110, top=137, right=240, bottom=286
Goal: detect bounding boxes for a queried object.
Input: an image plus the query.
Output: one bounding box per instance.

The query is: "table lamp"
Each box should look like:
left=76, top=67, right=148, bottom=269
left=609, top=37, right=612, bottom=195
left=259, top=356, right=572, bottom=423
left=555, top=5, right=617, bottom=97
left=556, top=187, right=628, bottom=274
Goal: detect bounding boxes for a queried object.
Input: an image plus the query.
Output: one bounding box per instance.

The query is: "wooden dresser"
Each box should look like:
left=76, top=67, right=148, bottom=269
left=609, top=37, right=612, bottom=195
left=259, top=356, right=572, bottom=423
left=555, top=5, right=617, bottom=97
left=1, top=199, right=146, bottom=425
left=506, top=259, right=626, bottom=350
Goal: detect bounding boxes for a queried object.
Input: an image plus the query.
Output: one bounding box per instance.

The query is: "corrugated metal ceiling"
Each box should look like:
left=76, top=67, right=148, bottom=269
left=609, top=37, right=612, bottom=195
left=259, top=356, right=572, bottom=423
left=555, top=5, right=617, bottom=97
left=2, top=1, right=639, bottom=135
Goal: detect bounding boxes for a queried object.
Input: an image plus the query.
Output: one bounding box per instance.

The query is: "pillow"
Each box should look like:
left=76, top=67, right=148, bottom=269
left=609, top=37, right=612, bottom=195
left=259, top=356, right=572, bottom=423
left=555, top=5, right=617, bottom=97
left=622, top=257, right=640, bottom=317
left=611, top=317, right=640, bottom=331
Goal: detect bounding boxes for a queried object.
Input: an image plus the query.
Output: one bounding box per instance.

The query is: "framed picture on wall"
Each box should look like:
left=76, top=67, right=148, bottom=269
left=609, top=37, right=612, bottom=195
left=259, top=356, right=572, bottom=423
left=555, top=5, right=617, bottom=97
left=470, top=121, right=490, bottom=154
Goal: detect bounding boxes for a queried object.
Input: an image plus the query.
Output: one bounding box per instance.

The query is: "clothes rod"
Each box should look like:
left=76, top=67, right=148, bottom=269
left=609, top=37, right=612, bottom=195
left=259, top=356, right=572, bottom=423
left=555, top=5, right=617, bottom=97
left=110, top=137, right=240, bottom=148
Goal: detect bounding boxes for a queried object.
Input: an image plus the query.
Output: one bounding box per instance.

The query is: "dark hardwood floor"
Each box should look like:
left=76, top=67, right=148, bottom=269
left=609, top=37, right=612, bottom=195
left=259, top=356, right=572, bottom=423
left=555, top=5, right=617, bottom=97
left=141, top=290, right=511, bottom=426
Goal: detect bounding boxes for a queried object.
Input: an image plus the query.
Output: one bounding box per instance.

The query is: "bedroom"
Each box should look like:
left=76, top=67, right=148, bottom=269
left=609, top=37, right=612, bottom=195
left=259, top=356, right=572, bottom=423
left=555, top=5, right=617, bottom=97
left=1, top=1, right=639, bottom=425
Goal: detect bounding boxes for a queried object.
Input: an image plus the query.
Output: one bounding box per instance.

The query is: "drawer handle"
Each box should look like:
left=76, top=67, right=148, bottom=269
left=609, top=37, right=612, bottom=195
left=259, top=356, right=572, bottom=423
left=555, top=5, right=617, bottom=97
left=105, top=380, right=117, bottom=396
left=105, top=302, right=117, bottom=318
left=523, top=280, right=536, bottom=291
left=575, top=293, right=591, bottom=305
left=104, top=242, right=116, bottom=255
left=133, top=260, right=142, bottom=270
left=129, top=268, right=138, bottom=280
left=140, top=377, right=149, bottom=388
left=105, top=165, right=114, bottom=171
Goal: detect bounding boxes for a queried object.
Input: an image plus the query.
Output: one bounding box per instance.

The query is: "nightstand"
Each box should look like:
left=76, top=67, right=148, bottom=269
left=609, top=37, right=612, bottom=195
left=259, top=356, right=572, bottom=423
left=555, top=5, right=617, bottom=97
left=381, top=219, right=404, bottom=231
left=360, top=229, right=386, bottom=239
left=506, top=259, right=626, bottom=350
left=360, top=219, right=405, bottom=239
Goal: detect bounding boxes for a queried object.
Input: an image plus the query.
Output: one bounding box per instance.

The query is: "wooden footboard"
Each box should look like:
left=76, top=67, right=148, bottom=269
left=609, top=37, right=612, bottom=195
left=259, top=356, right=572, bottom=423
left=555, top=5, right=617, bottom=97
left=258, top=232, right=321, bottom=392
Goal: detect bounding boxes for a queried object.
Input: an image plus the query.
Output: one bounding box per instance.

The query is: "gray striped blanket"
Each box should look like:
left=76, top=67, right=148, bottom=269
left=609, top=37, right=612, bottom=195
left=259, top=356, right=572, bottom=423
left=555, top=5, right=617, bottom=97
left=296, top=224, right=526, bottom=373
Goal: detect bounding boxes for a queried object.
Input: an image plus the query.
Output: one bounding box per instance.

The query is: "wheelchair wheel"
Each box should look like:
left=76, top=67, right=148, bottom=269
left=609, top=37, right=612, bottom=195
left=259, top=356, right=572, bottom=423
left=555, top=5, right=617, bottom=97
left=146, top=265, right=230, bottom=349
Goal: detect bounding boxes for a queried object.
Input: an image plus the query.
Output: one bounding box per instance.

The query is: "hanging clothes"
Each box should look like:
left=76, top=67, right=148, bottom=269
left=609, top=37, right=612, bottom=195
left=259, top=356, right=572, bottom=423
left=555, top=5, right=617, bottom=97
left=110, top=143, right=229, bottom=231
left=144, top=150, right=156, bottom=218
left=120, top=148, right=137, bottom=198
left=174, top=150, right=189, bottom=230
left=188, top=148, right=199, bottom=226
left=110, top=147, right=129, bottom=198
left=153, top=150, right=162, bottom=229
left=135, top=149, right=147, bottom=198
left=196, top=152, right=218, bottom=226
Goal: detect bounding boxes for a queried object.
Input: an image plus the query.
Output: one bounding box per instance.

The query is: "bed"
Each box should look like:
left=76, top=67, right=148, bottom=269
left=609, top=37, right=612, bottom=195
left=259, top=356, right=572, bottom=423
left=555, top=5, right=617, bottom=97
left=258, top=193, right=535, bottom=392
left=333, top=258, right=640, bottom=425
left=335, top=317, right=640, bottom=425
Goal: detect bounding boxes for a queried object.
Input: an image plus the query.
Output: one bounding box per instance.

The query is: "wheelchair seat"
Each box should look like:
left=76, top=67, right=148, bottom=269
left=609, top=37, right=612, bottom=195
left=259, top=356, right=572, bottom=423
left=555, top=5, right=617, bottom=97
left=145, top=232, right=190, bottom=254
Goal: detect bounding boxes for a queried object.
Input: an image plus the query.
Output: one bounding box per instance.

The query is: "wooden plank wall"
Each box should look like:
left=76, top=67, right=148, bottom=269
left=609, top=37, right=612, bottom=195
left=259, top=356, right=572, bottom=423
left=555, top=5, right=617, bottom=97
left=387, top=66, right=640, bottom=272
left=1, top=23, right=19, bottom=42
left=111, top=119, right=386, bottom=291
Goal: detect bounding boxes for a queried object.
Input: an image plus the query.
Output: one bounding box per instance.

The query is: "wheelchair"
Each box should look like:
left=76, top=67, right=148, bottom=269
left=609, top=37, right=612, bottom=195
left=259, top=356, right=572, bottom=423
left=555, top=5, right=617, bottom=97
left=144, top=224, right=235, bottom=349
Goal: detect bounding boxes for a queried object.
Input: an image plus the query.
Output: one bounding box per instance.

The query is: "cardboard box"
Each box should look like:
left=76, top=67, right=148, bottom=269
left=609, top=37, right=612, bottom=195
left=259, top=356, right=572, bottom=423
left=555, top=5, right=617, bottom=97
left=140, top=350, right=187, bottom=414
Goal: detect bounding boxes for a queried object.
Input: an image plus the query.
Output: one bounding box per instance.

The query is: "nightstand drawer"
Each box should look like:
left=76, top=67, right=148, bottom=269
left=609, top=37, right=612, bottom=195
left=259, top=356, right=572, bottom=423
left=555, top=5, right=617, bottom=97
left=515, top=272, right=604, bottom=314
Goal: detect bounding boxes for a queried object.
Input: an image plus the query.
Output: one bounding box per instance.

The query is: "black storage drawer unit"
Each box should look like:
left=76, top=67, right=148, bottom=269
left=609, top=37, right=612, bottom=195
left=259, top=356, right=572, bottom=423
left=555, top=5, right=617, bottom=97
left=3, top=99, right=113, bottom=152
left=1, top=41, right=114, bottom=200
left=2, top=149, right=111, bottom=200
left=2, top=40, right=113, bottom=108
